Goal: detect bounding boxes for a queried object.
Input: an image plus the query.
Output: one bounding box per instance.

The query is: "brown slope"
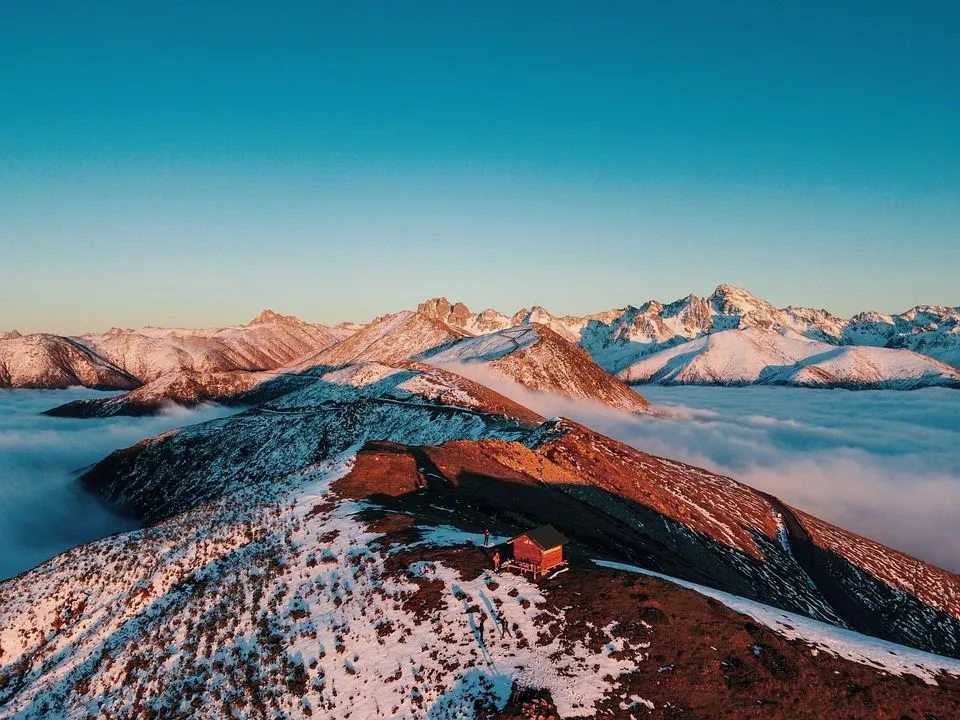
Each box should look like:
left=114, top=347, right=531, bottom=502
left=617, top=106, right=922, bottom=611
left=488, top=323, right=648, bottom=412
left=331, top=422, right=960, bottom=658
left=422, top=323, right=649, bottom=413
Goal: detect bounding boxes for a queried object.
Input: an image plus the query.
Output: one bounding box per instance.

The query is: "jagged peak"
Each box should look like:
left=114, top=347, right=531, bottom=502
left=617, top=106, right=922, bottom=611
left=249, top=309, right=303, bottom=326
left=709, top=284, right=758, bottom=301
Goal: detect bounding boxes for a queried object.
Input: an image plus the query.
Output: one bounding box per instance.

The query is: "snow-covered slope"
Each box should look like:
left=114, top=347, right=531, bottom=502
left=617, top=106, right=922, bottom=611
left=0, top=311, right=347, bottom=391
left=0, top=334, right=139, bottom=390
left=615, top=328, right=960, bottom=389
left=81, top=309, right=346, bottom=383
left=305, top=311, right=465, bottom=368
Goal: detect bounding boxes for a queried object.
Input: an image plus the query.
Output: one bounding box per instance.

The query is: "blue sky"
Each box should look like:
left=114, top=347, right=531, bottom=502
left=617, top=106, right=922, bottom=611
left=1, top=1, right=957, bottom=333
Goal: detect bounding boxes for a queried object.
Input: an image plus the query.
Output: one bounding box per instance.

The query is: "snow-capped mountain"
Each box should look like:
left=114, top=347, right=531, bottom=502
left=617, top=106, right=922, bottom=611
left=3, top=287, right=958, bottom=397
left=0, top=310, right=348, bottom=394
left=82, top=309, right=349, bottom=382
left=3, top=365, right=960, bottom=718
left=615, top=328, right=960, bottom=389
left=0, top=333, right=139, bottom=390
left=45, top=315, right=650, bottom=417
left=415, top=288, right=960, bottom=387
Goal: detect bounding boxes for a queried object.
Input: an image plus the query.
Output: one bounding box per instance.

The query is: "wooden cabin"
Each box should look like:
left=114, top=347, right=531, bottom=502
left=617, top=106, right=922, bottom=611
left=508, top=525, right=568, bottom=578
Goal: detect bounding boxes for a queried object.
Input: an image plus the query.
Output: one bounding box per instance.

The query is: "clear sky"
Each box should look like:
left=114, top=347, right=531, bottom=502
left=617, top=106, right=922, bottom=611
left=2, top=1, right=957, bottom=333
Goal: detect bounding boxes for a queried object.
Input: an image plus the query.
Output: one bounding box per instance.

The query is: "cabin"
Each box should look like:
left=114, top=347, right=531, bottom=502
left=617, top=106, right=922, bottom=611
left=508, top=525, right=568, bottom=578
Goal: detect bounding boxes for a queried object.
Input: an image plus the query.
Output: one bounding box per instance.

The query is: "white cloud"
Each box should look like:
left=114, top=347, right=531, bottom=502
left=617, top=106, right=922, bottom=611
left=0, top=389, right=238, bottom=580
left=433, top=364, right=960, bottom=572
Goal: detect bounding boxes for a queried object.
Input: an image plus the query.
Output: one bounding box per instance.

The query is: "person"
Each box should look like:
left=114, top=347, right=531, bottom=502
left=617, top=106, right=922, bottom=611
left=484, top=528, right=490, bottom=547
left=498, top=612, right=512, bottom=638
left=492, top=550, right=501, bottom=572
left=477, top=612, right=487, bottom=642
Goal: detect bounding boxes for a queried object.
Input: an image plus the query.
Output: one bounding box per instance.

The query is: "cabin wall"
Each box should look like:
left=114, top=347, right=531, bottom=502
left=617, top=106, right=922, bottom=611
left=541, top=546, right=564, bottom=571
left=512, top=537, right=543, bottom=565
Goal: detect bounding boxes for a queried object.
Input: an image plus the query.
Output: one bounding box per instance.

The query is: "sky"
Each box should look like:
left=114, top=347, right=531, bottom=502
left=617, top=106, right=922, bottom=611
left=1, top=1, right=958, bottom=334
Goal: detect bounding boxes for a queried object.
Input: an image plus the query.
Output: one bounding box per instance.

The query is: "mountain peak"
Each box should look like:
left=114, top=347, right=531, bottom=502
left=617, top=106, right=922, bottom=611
left=417, top=297, right=474, bottom=325
left=250, top=309, right=302, bottom=326
left=710, top=284, right=756, bottom=300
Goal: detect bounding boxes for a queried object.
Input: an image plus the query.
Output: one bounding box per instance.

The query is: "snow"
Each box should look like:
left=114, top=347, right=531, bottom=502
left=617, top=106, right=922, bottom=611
left=0, top=449, right=646, bottom=718
left=593, top=560, right=960, bottom=685
left=615, top=327, right=960, bottom=389
left=422, top=325, right=541, bottom=364
left=404, top=525, right=511, bottom=549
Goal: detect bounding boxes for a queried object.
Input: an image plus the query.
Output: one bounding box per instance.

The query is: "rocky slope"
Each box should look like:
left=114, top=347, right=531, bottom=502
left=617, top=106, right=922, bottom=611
left=4, top=362, right=960, bottom=717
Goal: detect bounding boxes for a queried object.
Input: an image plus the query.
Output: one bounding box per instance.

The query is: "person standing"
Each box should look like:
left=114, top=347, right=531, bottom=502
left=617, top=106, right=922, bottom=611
left=477, top=612, right=487, bottom=643
left=484, top=528, right=490, bottom=547
left=492, top=550, right=501, bottom=572
left=498, top=612, right=512, bottom=638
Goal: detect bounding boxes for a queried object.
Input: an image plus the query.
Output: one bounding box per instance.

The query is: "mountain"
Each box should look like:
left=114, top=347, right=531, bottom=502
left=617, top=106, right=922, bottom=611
left=0, top=311, right=347, bottom=393
left=615, top=328, right=960, bottom=389
left=304, top=311, right=466, bottom=368
left=73, top=380, right=960, bottom=658
left=4, top=288, right=959, bottom=395
left=82, top=310, right=348, bottom=382
left=3, top=370, right=960, bottom=718
left=46, top=310, right=650, bottom=417
left=0, top=333, right=139, bottom=390
left=42, top=368, right=272, bottom=417
left=416, top=288, right=960, bottom=388
left=422, top=323, right=649, bottom=413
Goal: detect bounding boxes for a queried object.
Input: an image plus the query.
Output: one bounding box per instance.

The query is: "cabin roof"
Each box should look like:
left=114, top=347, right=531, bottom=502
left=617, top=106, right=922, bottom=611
left=510, top=524, right=568, bottom=550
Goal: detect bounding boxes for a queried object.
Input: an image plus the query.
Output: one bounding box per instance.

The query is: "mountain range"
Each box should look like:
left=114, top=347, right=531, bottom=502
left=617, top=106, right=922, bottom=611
left=3, top=287, right=958, bottom=418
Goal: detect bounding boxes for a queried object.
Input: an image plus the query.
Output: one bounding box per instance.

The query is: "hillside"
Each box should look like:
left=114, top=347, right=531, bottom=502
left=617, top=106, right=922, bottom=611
left=421, top=323, right=648, bottom=413
left=3, top=371, right=960, bottom=718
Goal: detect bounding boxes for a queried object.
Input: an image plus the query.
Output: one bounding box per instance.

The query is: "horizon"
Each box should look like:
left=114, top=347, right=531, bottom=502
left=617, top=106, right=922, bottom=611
left=5, top=282, right=960, bottom=336
left=2, top=3, right=958, bottom=333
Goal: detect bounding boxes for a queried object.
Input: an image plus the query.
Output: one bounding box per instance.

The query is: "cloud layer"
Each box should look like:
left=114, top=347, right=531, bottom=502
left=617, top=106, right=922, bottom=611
left=436, top=362, right=960, bottom=572
left=0, top=389, right=238, bottom=580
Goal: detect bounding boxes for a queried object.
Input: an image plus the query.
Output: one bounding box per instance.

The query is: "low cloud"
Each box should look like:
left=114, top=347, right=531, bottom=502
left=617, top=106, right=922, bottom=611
left=435, top=363, right=960, bottom=572
left=0, top=389, right=237, bottom=580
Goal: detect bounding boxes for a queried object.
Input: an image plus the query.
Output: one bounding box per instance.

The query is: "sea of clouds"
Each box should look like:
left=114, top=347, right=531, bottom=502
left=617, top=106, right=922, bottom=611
left=0, top=389, right=238, bottom=580
left=435, top=362, right=960, bottom=572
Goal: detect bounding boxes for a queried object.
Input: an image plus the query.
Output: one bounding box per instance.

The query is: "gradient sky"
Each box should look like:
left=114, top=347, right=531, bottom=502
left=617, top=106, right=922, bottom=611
left=2, top=1, right=957, bottom=334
